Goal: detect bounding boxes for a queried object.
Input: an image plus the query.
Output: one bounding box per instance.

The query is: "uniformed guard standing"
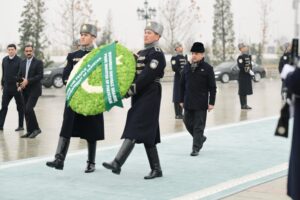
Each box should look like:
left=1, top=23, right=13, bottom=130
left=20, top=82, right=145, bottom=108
left=284, top=60, right=300, bottom=200
left=171, top=42, right=187, bottom=119
left=237, top=43, right=253, bottom=109
left=285, top=67, right=300, bottom=200
left=102, top=21, right=166, bottom=180
left=278, top=42, right=291, bottom=99
left=180, top=42, right=217, bottom=156
left=46, top=24, right=104, bottom=173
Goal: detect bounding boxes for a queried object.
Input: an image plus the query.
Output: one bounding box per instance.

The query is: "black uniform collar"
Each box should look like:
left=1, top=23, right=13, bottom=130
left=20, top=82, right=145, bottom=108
left=144, top=41, right=159, bottom=50
left=80, top=44, right=94, bottom=52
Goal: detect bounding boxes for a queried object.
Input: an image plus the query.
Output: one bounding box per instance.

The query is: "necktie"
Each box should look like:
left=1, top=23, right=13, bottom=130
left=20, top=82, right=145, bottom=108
left=25, top=59, right=31, bottom=79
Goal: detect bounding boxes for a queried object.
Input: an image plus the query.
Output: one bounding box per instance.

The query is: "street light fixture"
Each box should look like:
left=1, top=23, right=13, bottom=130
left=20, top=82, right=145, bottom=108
left=137, top=0, right=157, bottom=25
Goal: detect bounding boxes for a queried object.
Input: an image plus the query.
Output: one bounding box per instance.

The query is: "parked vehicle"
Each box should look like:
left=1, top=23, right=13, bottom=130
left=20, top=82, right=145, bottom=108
left=214, top=61, right=266, bottom=83
left=42, top=63, right=65, bottom=88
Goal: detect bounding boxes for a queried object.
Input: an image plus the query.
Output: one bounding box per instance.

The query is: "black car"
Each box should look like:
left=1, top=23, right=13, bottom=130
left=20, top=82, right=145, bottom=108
left=42, top=63, right=65, bottom=88
left=214, top=61, right=266, bottom=83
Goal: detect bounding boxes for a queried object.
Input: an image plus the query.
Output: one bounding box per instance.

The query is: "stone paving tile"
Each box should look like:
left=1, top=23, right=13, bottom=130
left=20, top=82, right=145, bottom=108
left=223, top=177, right=291, bottom=200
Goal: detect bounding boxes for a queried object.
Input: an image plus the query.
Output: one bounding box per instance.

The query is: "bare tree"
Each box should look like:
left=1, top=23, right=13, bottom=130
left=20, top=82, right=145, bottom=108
left=98, top=10, right=114, bottom=45
left=258, top=0, right=272, bottom=64
left=54, top=0, right=99, bottom=51
left=158, top=0, right=200, bottom=54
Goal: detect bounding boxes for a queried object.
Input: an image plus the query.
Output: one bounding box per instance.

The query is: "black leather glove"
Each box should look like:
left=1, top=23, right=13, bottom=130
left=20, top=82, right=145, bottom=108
left=123, top=84, right=136, bottom=98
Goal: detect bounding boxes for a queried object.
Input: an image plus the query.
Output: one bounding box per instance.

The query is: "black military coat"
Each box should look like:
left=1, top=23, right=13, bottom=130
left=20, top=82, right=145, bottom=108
left=60, top=49, right=104, bottom=141
left=278, top=52, right=291, bottom=73
left=171, top=54, right=187, bottom=103
left=237, top=54, right=253, bottom=96
left=1, top=55, right=21, bottom=94
left=121, top=46, right=166, bottom=145
left=180, top=59, right=217, bottom=110
left=286, top=68, right=300, bottom=200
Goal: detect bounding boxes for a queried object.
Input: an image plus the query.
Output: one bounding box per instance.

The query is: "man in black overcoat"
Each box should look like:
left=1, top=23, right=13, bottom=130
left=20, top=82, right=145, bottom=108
left=46, top=24, right=104, bottom=173
left=102, top=21, right=166, bottom=180
left=180, top=42, right=216, bottom=156
left=0, top=44, right=24, bottom=131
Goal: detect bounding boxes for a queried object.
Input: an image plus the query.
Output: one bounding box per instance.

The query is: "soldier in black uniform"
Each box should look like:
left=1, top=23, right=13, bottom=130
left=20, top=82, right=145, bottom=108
left=180, top=42, right=216, bottom=156
left=279, top=43, right=291, bottom=74
left=102, top=21, right=166, bottom=180
left=237, top=43, right=253, bottom=109
left=171, top=42, right=187, bottom=119
left=278, top=42, right=291, bottom=99
left=46, top=24, right=104, bottom=173
left=285, top=67, right=300, bottom=200
left=0, top=44, right=24, bottom=131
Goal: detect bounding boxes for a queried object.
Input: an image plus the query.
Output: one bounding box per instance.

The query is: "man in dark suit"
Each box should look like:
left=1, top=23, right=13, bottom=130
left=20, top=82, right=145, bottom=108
left=0, top=44, right=24, bottom=131
left=180, top=42, right=217, bottom=156
left=18, top=44, right=43, bottom=138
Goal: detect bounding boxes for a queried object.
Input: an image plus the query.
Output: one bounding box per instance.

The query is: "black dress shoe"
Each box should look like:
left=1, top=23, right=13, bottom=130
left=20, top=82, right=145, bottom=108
left=20, top=132, right=32, bottom=138
left=0, top=127, right=3, bottom=131
left=28, top=129, right=41, bottom=138
left=85, top=161, right=95, bottom=173
left=15, top=127, right=24, bottom=131
left=190, top=150, right=199, bottom=156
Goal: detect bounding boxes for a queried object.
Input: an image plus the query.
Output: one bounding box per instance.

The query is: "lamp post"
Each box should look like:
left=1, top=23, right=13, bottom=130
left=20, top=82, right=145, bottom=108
left=294, top=0, right=300, bottom=38
left=137, top=0, right=157, bottom=25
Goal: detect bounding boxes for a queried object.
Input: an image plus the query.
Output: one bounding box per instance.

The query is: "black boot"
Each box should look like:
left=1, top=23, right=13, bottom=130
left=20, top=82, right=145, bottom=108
left=102, top=139, right=135, bottom=175
left=239, top=95, right=246, bottom=109
left=46, top=137, right=70, bottom=170
left=240, top=95, right=252, bottom=109
left=85, top=141, right=97, bottom=173
left=144, top=145, right=163, bottom=180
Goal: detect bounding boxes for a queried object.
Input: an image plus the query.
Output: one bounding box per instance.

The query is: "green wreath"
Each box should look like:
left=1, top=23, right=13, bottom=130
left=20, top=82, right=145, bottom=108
left=67, top=43, right=136, bottom=116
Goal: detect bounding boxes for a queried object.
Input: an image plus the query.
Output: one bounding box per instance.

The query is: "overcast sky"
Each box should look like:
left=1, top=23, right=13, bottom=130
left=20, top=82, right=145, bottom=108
left=0, top=0, right=296, bottom=52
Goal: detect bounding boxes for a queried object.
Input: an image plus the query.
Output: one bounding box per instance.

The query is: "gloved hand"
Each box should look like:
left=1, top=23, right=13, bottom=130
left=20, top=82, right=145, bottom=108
left=249, top=69, right=255, bottom=76
left=123, top=84, right=136, bottom=99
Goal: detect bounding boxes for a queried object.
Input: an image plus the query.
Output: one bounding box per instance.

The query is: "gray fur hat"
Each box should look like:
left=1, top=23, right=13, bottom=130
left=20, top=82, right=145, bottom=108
left=145, top=21, right=164, bottom=36
left=80, top=24, right=97, bottom=37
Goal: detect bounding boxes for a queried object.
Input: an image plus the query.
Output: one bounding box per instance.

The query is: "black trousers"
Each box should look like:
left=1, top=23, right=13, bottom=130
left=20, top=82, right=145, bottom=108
left=23, top=92, right=40, bottom=133
left=174, top=103, right=183, bottom=117
left=0, top=90, right=24, bottom=128
left=183, top=109, right=207, bottom=150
